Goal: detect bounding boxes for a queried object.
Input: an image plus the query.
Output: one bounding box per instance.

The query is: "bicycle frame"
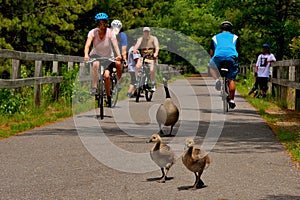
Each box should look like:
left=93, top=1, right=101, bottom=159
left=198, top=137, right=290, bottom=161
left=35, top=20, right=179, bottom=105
left=219, top=63, right=230, bottom=114
left=85, top=57, right=119, bottom=119
left=135, top=54, right=154, bottom=102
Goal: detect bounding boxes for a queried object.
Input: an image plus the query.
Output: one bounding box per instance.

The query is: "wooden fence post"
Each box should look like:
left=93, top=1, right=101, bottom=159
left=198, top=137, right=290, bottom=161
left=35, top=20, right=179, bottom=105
left=295, top=64, right=300, bottom=111
left=52, top=61, right=59, bottom=101
left=12, top=59, right=21, bottom=79
left=34, top=60, right=42, bottom=107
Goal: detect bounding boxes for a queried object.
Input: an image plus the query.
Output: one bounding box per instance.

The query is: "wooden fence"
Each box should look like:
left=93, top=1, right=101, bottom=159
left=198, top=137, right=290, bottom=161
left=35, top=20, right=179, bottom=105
left=0, top=49, right=180, bottom=107
left=0, top=49, right=84, bottom=107
left=239, top=59, right=300, bottom=111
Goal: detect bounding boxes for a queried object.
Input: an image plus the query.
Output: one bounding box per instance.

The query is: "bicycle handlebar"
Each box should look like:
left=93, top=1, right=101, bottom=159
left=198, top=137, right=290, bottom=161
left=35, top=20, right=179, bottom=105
left=85, top=57, right=116, bottom=64
left=143, top=53, right=154, bottom=59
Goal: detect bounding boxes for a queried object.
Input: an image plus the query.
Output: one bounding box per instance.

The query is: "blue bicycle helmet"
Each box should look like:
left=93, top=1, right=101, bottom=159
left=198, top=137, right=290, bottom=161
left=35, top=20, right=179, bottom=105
left=95, top=12, right=109, bottom=21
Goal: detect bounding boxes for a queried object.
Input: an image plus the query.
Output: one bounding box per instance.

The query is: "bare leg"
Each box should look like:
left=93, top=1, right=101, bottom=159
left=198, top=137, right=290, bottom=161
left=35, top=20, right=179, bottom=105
left=92, top=61, right=100, bottom=88
left=209, top=67, right=219, bottom=80
left=116, top=61, right=122, bottom=80
left=149, top=60, right=155, bottom=83
left=228, top=79, right=236, bottom=100
left=104, top=70, right=111, bottom=97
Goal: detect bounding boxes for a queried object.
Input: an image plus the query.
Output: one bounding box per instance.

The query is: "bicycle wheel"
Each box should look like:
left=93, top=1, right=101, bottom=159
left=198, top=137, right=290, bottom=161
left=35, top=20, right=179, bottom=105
left=222, top=78, right=229, bottom=114
left=110, top=75, right=119, bottom=107
left=144, top=82, right=153, bottom=102
left=99, top=75, right=104, bottom=119
left=135, top=73, right=143, bottom=103
left=145, top=90, right=153, bottom=101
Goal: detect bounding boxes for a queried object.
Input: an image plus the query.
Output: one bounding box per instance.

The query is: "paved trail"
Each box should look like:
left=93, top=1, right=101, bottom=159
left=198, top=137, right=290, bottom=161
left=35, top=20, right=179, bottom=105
left=0, top=76, right=299, bottom=200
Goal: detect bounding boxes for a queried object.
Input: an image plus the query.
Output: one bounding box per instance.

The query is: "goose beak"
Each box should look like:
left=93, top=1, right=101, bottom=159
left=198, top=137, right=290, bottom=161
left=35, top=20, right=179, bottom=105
left=146, top=139, right=152, bottom=143
left=184, top=144, right=189, bottom=150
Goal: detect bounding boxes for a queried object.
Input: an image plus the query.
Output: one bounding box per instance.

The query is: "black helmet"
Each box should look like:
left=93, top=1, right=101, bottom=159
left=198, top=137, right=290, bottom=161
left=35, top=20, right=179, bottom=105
left=220, top=21, right=233, bottom=31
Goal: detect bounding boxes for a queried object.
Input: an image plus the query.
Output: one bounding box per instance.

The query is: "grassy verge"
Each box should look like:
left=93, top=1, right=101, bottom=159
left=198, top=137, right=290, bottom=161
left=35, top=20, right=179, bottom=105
left=236, top=76, right=300, bottom=167
left=0, top=71, right=179, bottom=139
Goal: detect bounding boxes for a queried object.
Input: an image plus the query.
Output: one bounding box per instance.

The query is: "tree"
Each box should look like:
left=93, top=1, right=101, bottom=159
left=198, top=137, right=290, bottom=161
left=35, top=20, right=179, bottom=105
left=0, top=0, right=97, bottom=54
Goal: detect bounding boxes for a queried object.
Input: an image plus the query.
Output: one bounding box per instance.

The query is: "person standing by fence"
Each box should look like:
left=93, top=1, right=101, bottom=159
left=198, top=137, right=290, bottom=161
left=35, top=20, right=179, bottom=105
left=255, top=43, right=276, bottom=98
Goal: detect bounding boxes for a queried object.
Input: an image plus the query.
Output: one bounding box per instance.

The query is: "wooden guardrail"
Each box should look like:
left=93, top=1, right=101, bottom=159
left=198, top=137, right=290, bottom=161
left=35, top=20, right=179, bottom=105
left=239, top=59, right=300, bottom=111
left=0, top=49, right=180, bottom=107
left=0, top=49, right=84, bottom=107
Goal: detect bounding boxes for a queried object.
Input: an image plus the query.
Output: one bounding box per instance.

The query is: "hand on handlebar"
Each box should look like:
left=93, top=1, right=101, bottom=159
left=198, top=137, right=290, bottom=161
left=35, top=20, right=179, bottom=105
left=115, top=56, right=122, bottom=62
left=84, top=56, right=90, bottom=61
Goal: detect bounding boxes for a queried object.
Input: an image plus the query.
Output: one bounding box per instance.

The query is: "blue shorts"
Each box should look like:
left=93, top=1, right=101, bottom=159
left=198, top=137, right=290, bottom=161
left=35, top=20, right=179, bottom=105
left=210, top=56, right=239, bottom=80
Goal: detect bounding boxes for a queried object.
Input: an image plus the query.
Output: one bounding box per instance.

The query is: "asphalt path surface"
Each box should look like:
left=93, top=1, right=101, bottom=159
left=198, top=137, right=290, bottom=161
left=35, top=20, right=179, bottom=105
left=0, top=76, right=299, bottom=200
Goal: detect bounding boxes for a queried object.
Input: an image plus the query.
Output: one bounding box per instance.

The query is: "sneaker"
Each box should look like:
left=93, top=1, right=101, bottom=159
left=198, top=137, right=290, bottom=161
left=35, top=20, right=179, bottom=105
left=106, top=96, right=111, bottom=108
left=248, top=87, right=256, bottom=95
left=151, top=84, right=156, bottom=92
left=215, top=80, right=221, bottom=91
left=90, top=88, right=97, bottom=96
left=127, top=92, right=136, bottom=98
left=228, top=100, right=236, bottom=109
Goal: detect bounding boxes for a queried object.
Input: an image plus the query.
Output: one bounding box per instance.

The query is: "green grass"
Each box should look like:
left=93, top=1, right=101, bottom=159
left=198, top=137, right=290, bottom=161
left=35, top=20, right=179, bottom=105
left=236, top=75, right=300, bottom=166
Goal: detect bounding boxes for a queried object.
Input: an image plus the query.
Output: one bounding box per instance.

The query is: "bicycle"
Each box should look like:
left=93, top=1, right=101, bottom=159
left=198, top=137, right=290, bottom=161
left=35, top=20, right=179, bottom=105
left=85, top=57, right=120, bottom=119
left=135, top=53, right=155, bottom=103
left=219, top=61, right=230, bottom=114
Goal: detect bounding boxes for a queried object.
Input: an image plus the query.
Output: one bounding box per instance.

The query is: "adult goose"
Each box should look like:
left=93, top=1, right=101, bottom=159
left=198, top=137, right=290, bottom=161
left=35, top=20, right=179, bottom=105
left=182, top=138, right=210, bottom=189
left=156, top=78, right=179, bottom=136
left=147, top=133, right=176, bottom=183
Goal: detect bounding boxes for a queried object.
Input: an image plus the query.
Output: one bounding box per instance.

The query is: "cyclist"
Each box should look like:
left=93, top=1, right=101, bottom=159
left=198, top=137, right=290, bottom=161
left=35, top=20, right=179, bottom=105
left=255, top=43, right=276, bottom=98
left=84, top=12, right=122, bottom=107
left=209, top=21, right=240, bottom=109
left=126, top=46, right=142, bottom=98
left=133, top=27, right=159, bottom=91
left=111, top=20, right=128, bottom=68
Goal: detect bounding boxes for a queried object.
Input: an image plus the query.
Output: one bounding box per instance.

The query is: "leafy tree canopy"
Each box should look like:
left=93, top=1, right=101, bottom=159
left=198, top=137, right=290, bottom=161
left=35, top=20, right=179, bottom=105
left=0, top=0, right=299, bottom=64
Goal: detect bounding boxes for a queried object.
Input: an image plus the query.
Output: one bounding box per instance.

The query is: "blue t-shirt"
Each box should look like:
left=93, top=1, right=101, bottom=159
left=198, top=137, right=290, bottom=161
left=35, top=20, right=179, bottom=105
left=117, top=32, right=128, bottom=54
left=211, top=32, right=239, bottom=58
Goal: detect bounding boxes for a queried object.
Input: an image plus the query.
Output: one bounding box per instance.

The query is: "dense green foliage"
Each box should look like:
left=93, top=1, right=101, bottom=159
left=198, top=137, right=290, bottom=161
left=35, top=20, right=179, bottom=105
left=1, top=0, right=299, bottom=62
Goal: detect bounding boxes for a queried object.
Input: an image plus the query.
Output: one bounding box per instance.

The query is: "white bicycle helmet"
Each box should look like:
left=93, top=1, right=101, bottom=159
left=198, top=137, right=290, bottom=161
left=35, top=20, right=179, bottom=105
left=111, top=20, right=122, bottom=30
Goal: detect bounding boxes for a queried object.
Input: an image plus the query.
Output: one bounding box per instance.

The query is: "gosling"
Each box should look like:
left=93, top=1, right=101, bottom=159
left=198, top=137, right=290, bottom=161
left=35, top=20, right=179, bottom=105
left=147, top=133, right=176, bottom=183
left=156, top=78, right=179, bottom=136
left=182, top=138, right=210, bottom=189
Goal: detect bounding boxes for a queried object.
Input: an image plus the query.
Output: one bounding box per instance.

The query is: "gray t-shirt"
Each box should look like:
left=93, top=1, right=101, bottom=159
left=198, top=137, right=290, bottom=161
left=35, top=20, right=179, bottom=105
left=127, top=46, right=141, bottom=72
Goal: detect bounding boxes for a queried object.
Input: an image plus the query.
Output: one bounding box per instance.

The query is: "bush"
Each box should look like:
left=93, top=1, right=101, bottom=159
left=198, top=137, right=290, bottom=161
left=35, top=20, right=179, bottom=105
left=0, top=89, right=29, bottom=115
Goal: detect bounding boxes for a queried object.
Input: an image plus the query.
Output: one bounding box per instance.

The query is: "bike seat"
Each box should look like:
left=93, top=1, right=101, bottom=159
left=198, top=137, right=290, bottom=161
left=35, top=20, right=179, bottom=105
left=219, top=60, right=232, bottom=77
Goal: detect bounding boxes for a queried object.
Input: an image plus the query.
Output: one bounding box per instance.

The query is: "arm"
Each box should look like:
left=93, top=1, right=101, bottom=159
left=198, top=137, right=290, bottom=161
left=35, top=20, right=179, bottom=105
left=121, top=33, right=128, bottom=61
left=153, top=36, right=159, bottom=58
left=133, top=37, right=142, bottom=54
left=122, top=46, right=127, bottom=60
left=111, top=37, right=122, bottom=60
left=209, top=40, right=214, bottom=58
left=84, top=37, right=93, bottom=61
